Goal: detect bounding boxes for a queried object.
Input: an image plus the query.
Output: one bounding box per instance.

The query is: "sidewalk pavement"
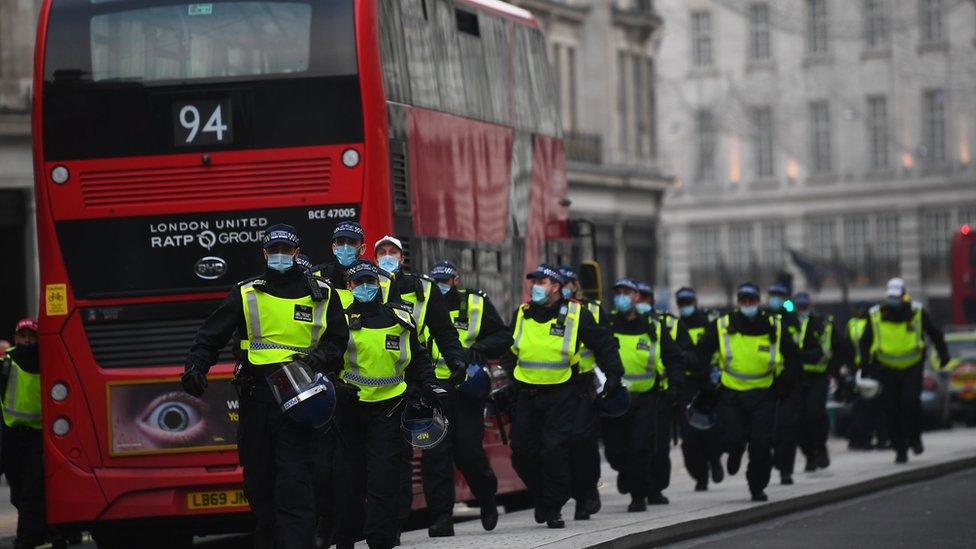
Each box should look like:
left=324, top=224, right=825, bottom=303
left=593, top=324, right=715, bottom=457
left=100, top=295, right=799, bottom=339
left=397, top=428, right=976, bottom=549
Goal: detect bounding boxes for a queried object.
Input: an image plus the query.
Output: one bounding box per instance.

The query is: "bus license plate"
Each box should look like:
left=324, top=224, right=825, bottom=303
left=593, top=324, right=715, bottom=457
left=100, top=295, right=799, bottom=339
left=186, top=489, right=249, bottom=510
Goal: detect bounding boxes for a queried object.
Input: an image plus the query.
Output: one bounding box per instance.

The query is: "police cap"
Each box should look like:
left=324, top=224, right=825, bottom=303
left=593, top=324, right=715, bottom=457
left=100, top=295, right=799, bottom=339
left=558, top=265, right=578, bottom=282
left=675, top=287, right=697, bottom=302
left=737, top=282, right=761, bottom=300
left=333, top=221, right=364, bottom=243
left=262, top=224, right=300, bottom=249
left=793, top=292, right=811, bottom=307
left=346, top=259, right=379, bottom=282
left=526, top=264, right=566, bottom=285
left=768, top=281, right=790, bottom=296
left=614, top=278, right=640, bottom=292
left=430, top=261, right=458, bottom=281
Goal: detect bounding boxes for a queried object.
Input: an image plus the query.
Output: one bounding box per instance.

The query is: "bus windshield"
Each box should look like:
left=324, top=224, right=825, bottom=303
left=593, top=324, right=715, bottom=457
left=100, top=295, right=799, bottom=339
left=90, top=2, right=314, bottom=83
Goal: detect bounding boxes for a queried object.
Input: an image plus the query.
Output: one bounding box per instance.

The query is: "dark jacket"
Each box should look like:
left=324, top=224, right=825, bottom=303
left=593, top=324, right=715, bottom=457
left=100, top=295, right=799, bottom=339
left=858, top=301, right=949, bottom=369
left=611, top=311, right=686, bottom=391
left=499, top=298, right=624, bottom=382
left=346, top=296, right=436, bottom=387
left=186, top=265, right=348, bottom=375
left=443, top=287, right=512, bottom=359
left=674, top=309, right=713, bottom=379
left=389, top=271, right=465, bottom=370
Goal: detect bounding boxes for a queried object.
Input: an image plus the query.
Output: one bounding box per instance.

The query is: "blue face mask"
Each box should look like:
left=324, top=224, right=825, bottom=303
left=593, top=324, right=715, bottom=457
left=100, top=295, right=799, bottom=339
left=635, top=302, right=652, bottom=315
left=561, top=287, right=572, bottom=299
left=377, top=255, right=400, bottom=274
left=437, top=282, right=452, bottom=295
left=266, top=253, right=294, bottom=273
left=334, top=244, right=358, bottom=267
left=530, top=284, right=549, bottom=305
left=740, top=305, right=759, bottom=318
left=884, top=296, right=901, bottom=307
left=769, top=296, right=784, bottom=311
left=679, top=305, right=696, bottom=318
left=798, top=311, right=811, bottom=321
left=614, top=294, right=634, bottom=313
left=352, top=283, right=379, bottom=303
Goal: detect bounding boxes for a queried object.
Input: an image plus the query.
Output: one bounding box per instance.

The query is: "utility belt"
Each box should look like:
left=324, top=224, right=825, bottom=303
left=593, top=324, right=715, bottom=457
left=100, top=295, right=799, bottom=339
left=514, top=371, right=582, bottom=397
left=233, top=362, right=277, bottom=403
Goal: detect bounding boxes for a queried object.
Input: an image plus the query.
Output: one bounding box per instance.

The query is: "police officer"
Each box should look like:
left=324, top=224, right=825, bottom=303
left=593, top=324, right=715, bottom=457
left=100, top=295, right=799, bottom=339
left=2, top=319, right=45, bottom=549
left=332, top=260, right=445, bottom=549
left=845, top=301, right=889, bottom=450
left=501, top=264, right=623, bottom=528
left=636, top=282, right=655, bottom=316
left=767, top=282, right=822, bottom=485
left=558, top=266, right=604, bottom=520
left=793, top=292, right=841, bottom=471
left=858, top=278, right=949, bottom=464
left=419, top=261, right=510, bottom=536
left=312, top=221, right=367, bottom=286
left=603, top=279, right=685, bottom=511
left=695, top=283, right=816, bottom=501
left=673, top=287, right=724, bottom=491
left=183, top=224, right=348, bottom=549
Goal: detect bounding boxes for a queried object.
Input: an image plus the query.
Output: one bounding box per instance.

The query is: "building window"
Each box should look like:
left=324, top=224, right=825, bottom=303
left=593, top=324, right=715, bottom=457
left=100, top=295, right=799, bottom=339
left=920, top=0, right=944, bottom=43
left=691, top=11, right=713, bottom=67
left=617, top=51, right=628, bottom=156
left=875, top=213, right=901, bottom=280
left=867, top=95, right=889, bottom=171
left=728, top=224, right=756, bottom=279
left=748, top=3, right=771, bottom=61
left=752, top=106, right=774, bottom=178
left=633, top=53, right=645, bottom=158
left=805, top=217, right=836, bottom=276
left=921, top=210, right=951, bottom=281
left=806, top=0, right=829, bottom=56
left=922, top=89, right=946, bottom=168
left=863, top=0, right=889, bottom=50
left=760, top=221, right=786, bottom=284
left=696, top=109, right=717, bottom=184
left=843, top=217, right=871, bottom=285
left=690, top=225, right=721, bottom=290
left=809, top=101, right=831, bottom=174
left=959, top=206, right=976, bottom=228
left=567, top=46, right=577, bottom=131
left=646, top=58, right=657, bottom=160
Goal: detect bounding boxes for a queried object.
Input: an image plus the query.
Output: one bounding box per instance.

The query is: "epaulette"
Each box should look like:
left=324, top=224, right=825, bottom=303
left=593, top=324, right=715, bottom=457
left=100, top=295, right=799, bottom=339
left=387, top=300, right=413, bottom=314
left=468, top=288, right=488, bottom=298
left=386, top=302, right=416, bottom=330
left=238, top=275, right=265, bottom=289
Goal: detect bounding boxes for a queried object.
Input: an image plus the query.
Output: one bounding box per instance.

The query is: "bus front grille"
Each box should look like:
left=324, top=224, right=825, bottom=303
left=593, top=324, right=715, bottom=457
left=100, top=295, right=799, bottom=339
left=82, top=301, right=235, bottom=368
left=78, top=158, right=332, bottom=208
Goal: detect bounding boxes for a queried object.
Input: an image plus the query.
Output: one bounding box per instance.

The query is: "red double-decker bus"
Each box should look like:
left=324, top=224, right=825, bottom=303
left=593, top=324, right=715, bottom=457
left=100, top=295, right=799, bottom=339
left=33, top=0, right=568, bottom=545
left=952, top=224, right=976, bottom=325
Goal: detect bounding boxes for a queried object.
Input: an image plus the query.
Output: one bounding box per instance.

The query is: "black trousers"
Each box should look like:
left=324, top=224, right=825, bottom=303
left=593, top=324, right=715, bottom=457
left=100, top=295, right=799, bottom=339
left=237, top=388, right=319, bottom=549
left=848, top=393, right=889, bottom=447
left=421, top=379, right=498, bottom=519
left=2, top=426, right=45, bottom=546
left=880, top=363, right=924, bottom=453
left=603, top=390, right=673, bottom=498
left=334, top=397, right=406, bottom=549
left=313, top=427, right=337, bottom=545
left=510, top=382, right=579, bottom=515
left=570, top=376, right=600, bottom=503
left=798, top=373, right=830, bottom=463
left=773, top=387, right=802, bottom=477
left=678, top=388, right=722, bottom=486
left=718, top=388, right=776, bottom=493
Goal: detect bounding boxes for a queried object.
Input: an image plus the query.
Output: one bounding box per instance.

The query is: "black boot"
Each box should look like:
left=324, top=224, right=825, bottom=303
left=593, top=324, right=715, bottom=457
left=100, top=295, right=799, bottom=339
left=584, top=486, right=602, bottom=515
left=647, top=491, right=670, bottom=505
left=804, top=457, right=817, bottom=472
left=751, top=490, right=769, bottom=502
left=710, top=457, right=725, bottom=484
left=480, top=496, right=499, bottom=531
left=727, top=450, right=743, bottom=475
left=428, top=514, right=455, bottom=537
left=694, top=480, right=708, bottom=492
left=627, top=494, right=647, bottom=512
left=895, top=449, right=908, bottom=464
left=911, top=438, right=924, bottom=456
left=780, top=472, right=794, bottom=485
left=547, top=512, right=565, bottom=529
left=816, top=447, right=831, bottom=469
left=574, top=499, right=590, bottom=521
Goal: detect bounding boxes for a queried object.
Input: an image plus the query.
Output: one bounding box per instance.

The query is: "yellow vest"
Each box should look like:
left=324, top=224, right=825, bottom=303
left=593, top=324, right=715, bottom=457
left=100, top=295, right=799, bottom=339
left=578, top=300, right=601, bottom=373
left=341, top=313, right=411, bottom=402
left=396, top=275, right=434, bottom=332
left=2, top=349, right=41, bottom=430
left=239, top=281, right=331, bottom=365
left=615, top=320, right=666, bottom=393
left=379, top=272, right=394, bottom=303
left=800, top=316, right=833, bottom=373
left=337, top=288, right=354, bottom=309
left=428, top=291, right=485, bottom=379
left=848, top=317, right=867, bottom=368
left=869, top=303, right=924, bottom=369
left=717, top=314, right=783, bottom=391
left=511, top=301, right=582, bottom=385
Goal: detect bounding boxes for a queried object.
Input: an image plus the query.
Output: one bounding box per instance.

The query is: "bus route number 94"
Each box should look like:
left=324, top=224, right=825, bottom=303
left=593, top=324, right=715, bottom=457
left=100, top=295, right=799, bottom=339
left=173, top=100, right=233, bottom=147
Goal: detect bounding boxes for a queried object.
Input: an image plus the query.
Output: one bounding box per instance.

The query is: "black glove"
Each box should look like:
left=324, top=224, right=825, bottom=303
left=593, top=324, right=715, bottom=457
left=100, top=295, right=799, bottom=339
left=423, top=382, right=451, bottom=410
left=465, top=347, right=487, bottom=366
left=327, top=372, right=360, bottom=402
left=599, top=376, right=621, bottom=399
left=665, top=385, right=681, bottom=406
left=448, top=358, right=468, bottom=386
left=181, top=364, right=208, bottom=398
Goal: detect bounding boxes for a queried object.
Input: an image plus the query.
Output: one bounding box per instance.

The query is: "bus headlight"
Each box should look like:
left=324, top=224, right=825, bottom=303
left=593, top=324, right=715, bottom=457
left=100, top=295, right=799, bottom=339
left=51, top=166, right=70, bottom=184
left=51, top=382, right=69, bottom=402
left=52, top=417, right=71, bottom=436
left=341, top=148, right=360, bottom=168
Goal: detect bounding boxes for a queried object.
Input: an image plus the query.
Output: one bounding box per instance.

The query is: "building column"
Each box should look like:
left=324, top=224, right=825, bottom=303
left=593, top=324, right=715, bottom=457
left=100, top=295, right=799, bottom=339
left=899, top=208, right=923, bottom=300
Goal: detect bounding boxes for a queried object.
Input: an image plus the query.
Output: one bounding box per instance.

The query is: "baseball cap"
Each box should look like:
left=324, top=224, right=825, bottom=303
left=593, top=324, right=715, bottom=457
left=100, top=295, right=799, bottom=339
left=374, top=235, right=403, bottom=251
left=558, top=266, right=578, bottom=282
left=262, top=224, right=300, bottom=249
left=346, top=259, right=379, bottom=282
left=737, top=282, right=761, bottom=300
left=636, top=282, right=653, bottom=296
left=526, top=264, right=566, bottom=285
left=886, top=277, right=906, bottom=298
left=675, top=287, right=697, bottom=302
left=614, top=278, right=640, bottom=292
left=333, top=221, right=365, bottom=242
left=768, top=281, right=790, bottom=296
left=430, top=261, right=458, bottom=281
left=793, top=292, right=811, bottom=307
left=15, top=319, right=38, bottom=333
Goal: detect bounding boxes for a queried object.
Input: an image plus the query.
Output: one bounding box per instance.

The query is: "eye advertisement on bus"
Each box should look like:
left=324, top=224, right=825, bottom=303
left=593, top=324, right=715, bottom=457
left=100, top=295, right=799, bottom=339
left=108, top=378, right=239, bottom=457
